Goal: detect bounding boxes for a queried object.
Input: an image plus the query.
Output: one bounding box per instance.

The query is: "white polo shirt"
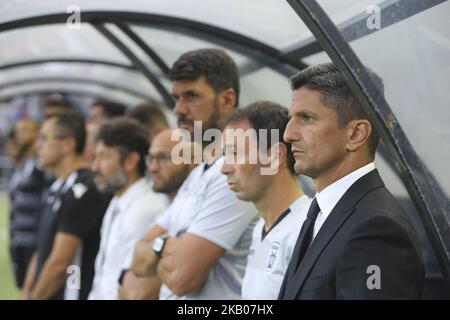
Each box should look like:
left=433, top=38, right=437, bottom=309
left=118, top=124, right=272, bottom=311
left=241, top=195, right=311, bottom=299
left=156, top=157, right=259, bottom=300
left=88, top=178, right=168, bottom=300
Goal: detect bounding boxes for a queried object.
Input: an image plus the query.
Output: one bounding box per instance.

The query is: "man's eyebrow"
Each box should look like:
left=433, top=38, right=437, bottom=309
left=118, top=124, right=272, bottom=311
left=295, top=110, right=316, bottom=118
left=172, top=89, right=197, bottom=98
left=183, top=89, right=198, bottom=95
left=149, top=151, right=169, bottom=156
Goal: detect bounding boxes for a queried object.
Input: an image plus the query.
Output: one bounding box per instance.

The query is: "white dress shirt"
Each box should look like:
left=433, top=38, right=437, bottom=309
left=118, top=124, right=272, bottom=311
left=88, top=178, right=168, bottom=300
left=313, top=162, right=376, bottom=239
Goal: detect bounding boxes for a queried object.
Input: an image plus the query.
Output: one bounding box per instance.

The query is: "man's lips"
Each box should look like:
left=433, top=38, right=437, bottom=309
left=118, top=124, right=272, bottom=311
left=292, top=149, right=306, bottom=159
left=152, top=175, right=163, bottom=183
left=94, top=175, right=105, bottom=182
left=178, top=120, right=194, bottom=127
left=227, top=180, right=237, bottom=188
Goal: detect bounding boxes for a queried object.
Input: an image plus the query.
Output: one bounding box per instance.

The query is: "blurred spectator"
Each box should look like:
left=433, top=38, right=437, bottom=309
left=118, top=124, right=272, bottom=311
left=8, top=119, right=52, bottom=289
left=88, top=100, right=127, bottom=126
left=22, top=111, right=110, bottom=300
left=84, top=100, right=127, bottom=162
left=88, top=118, right=168, bottom=300
left=4, top=129, right=19, bottom=163
left=125, top=102, right=169, bottom=144
left=42, top=99, right=74, bottom=118
left=118, top=128, right=197, bottom=299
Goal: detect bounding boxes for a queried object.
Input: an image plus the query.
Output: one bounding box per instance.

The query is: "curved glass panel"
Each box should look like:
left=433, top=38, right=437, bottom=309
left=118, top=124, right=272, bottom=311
left=0, top=0, right=311, bottom=49
left=334, top=1, right=449, bottom=197
left=129, top=25, right=252, bottom=69
left=0, top=63, right=159, bottom=101
left=0, top=24, right=130, bottom=65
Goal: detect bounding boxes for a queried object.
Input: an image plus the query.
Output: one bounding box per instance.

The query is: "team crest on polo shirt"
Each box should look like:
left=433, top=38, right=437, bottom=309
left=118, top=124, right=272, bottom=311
left=72, top=183, right=87, bottom=199
left=265, top=241, right=281, bottom=273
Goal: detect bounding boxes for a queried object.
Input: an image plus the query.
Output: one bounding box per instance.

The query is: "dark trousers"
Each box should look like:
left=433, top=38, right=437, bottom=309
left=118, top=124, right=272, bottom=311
left=9, top=245, right=35, bottom=288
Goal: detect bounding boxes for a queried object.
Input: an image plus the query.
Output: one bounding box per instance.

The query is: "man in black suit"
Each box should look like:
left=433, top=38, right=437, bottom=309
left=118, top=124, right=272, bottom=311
left=279, top=63, right=424, bottom=299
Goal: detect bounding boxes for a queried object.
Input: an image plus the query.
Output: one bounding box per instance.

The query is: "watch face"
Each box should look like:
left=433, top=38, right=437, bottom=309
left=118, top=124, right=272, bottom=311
left=153, top=237, right=165, bottom=253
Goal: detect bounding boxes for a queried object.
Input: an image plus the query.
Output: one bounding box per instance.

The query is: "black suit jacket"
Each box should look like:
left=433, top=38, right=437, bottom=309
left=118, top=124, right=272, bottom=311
left=278, top=170, right=424, bottom=299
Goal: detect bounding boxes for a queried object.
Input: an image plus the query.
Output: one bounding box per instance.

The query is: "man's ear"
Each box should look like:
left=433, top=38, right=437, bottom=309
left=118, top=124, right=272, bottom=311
left=63, top=136, right=77, bottom=155
left=219, top=88, right=237, bottom=115
left=124, top=151, right=141, bottom=173
left=346, top=119, right=372, bottom=152
left=259, top=142, right=286, bottom=176
left=271, top=142, right=288, bottom=166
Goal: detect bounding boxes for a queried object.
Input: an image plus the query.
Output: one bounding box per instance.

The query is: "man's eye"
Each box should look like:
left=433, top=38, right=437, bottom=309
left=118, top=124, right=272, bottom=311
left=302, top=114, right=313, bottom=122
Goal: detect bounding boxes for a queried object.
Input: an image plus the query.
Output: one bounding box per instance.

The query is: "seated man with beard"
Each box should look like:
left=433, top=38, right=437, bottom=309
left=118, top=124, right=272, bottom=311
left=118, top=128, right=197, bottom=299
left=88, top=118, right=168, bottom=300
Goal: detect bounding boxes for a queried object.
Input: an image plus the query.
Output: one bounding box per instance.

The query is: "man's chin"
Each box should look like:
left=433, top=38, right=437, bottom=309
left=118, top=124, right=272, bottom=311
left=235, top=191, right=252, bottom=202
left=38, top=159, right=51, bottom=170
left=152, top=185, right=171, bottom=194
left=294, top=163, right=317, bottom=178
left=294, top=164, right=306, bottom=176
left=94, top=180, right=110, bottom=193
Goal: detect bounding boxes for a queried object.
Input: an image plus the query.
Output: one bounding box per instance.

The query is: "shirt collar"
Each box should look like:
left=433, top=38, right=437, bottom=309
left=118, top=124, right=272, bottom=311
left=290, top=194, right=311, bottom=214
left=315, top=162, right=376, bottom=220
left=115, top=177, right=148, bottom=212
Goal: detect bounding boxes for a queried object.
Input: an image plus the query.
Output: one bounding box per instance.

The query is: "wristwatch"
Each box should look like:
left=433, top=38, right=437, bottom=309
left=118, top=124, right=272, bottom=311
left=152, top=235, right=169, bottom=257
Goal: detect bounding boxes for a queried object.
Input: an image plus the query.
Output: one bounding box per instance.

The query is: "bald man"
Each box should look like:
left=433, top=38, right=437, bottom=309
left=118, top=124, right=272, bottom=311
left=118, top=128, right=197, bottom=299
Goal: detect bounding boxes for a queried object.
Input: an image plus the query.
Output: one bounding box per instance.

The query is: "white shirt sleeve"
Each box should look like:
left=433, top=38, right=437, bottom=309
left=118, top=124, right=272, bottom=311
left=121, top=193, right=167, bottom=269
left=187, top=170, right=258, bottom=251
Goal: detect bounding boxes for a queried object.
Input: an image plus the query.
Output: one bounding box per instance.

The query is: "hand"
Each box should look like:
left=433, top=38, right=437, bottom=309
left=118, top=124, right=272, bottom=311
left=118, top=271, right=161, bottom=300
left=21, top=287, right=33, bottom=300
left=131, top=239, right=159, bottom=276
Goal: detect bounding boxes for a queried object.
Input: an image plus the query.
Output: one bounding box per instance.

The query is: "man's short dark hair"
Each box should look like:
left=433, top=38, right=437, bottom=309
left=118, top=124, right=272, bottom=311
left=125, top=102, right=169, bottom=141
left=92, top=100, right=127, bottom=118
left=96, top=117, right=149, bottom=176
left=290, top=63, right=383, bottom=156
left=222, top=100, right=296, bottom=175
left=169, top=48, right=240, bottom=107
left=47, top=111, right=86, bottom=155
left=44, top=99, right=74, bottom=116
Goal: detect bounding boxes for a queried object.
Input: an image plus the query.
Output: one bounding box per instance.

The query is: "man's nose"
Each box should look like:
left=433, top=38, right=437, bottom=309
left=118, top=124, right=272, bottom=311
left=91, top=157, right=100, bottom=172
left=284, top=118, right=298, bottom=143
left=173, top=100, right=188, bottom=116
left=148, top=159, right=159, bottom=174
left=221, top=162, right=233, bottom=175
left=36, top=138, right=43, bottom=150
